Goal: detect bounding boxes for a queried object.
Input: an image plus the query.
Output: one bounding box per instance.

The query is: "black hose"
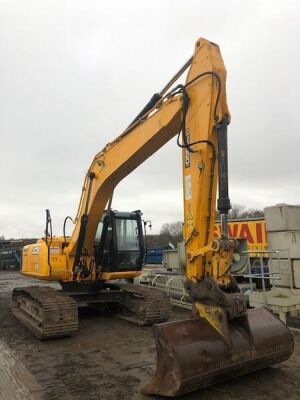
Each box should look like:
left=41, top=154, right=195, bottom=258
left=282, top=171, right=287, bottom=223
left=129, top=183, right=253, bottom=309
left=45, top=209, right=53, bottom=275
left=63, top=216, right=74, bottom=244
left=176, top=71, right=222, bottom=154
left=185, top=71, right=222, bottom=123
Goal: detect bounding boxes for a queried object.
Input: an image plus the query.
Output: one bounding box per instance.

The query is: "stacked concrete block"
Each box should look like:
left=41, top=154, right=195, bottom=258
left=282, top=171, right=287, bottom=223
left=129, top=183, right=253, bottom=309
left=265, top=204, right=300, bottom=289
left=293, top=259, right=300, bottom=288
left=162, top=241, right=186, bottom=274
left=267, top=231, right=300, bottom=259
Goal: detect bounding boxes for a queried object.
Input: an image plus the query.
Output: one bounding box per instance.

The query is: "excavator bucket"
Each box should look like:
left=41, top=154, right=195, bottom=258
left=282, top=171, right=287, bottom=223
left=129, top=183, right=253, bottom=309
left=142, top=307, right=293, bottom=397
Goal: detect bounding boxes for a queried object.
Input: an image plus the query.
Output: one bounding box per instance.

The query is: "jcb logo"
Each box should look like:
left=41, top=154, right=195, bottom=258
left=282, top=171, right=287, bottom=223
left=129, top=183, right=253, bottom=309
left=32, top=246, right=40, bottom=255
left=185, top=134, right=190, bottom=168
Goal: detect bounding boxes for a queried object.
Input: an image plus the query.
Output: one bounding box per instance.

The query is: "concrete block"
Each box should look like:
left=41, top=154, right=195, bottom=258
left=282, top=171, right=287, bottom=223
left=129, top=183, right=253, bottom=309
left=268, top=230, right=300, bottom=258
left=269, top=258, right=292, bottom=288
left=163, top=250, right=180, bottom=271
left=269, top=259, right=300, bottom=289
left=249, top=289, right=300, bottom=311
left=177, top=241, right=186, bottom=273
left=265, top=203, right=300, bottom=232
left=293, top=259, right=300, bottom=289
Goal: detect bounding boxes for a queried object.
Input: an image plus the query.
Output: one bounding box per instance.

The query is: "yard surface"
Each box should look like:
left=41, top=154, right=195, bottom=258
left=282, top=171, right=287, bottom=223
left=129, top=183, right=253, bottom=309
left=0, top=271, right=299, bottom=400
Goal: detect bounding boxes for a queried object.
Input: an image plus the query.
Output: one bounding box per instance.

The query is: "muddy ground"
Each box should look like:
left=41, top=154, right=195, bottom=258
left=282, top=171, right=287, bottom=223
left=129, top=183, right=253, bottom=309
left=0, top=271, right=299, bottom=400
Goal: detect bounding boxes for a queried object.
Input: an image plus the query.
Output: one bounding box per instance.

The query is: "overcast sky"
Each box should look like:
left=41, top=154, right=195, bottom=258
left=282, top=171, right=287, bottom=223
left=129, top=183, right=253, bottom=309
left=1, top=0, right=300, bottom=238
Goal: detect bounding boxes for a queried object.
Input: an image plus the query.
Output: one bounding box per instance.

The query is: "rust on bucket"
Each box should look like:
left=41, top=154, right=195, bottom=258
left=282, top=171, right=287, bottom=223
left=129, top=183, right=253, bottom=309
left=142, top=308, right=293, bottom=397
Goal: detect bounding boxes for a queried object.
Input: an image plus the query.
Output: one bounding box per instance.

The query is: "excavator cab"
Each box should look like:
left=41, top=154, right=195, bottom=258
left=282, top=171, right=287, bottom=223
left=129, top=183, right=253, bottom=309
left=94, top=210, right=144, bottom=273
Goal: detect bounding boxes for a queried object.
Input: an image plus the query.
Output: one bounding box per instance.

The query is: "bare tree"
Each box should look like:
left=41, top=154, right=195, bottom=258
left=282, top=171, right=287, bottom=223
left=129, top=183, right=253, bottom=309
left=156, top=204, right=264, bottom=247
left=159, top=222, right=183, bottom=246
left=160, top=222, right=183, bottom=238
left=243, top=209, right=263, bottom=218
left=229, top=204, right=246, bottom=219
left=216, top=204, right=264, bottom=220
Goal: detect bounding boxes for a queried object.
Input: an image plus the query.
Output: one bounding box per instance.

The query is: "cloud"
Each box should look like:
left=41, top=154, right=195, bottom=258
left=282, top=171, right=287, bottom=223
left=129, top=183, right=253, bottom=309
left=0, top=0, right=299, bottom=237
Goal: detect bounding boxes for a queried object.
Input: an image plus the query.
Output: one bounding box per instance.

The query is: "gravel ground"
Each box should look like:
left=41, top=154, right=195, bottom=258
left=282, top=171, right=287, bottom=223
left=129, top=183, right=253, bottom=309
left=0, top=271, right=299, bottom=400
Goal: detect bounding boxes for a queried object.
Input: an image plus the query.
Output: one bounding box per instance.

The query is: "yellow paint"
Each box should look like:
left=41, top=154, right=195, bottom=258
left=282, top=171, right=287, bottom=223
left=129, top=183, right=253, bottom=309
left=182, top=39, right=230, bottom=281
left=100, top=271, right=141, bottom=280
left=194, top=302, right=230, bottom=343
left=22, top=241, right=71, bottom=280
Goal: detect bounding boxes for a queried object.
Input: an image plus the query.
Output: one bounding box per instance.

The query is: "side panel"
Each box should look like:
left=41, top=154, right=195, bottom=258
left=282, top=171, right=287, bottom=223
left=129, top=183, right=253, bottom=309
left=22, top=242, right=70, bottom=280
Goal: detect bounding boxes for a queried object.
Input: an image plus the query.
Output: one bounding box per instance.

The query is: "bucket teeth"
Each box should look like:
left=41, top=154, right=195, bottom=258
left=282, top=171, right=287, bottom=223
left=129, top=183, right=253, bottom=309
left=142, top=308, right=294, bottom=397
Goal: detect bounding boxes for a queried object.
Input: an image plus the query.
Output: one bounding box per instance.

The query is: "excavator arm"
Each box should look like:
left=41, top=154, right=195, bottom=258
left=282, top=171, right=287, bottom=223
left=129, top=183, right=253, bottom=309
left=22, top=91, right=182, bottom=280
left=22, top=38, right=230, bottom=282
left=68, top=95, right=182, bottom=277
left=70, top=38, right=229, bottom=280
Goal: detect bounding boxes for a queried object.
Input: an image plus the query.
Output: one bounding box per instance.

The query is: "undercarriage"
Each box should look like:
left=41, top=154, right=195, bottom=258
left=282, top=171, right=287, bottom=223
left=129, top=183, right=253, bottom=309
left=12, top=282, right=171, bottom=339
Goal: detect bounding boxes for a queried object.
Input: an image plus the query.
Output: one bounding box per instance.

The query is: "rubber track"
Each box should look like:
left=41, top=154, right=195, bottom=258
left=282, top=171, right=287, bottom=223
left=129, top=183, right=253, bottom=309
left=12, top=286, right=78, bottom=339
left=120, top=284, right=171, bottom=325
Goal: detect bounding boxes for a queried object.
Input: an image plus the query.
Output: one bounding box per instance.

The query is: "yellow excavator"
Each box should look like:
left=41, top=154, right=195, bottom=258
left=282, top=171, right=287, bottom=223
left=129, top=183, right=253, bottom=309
left=13, top=38, right=293, bottom=396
